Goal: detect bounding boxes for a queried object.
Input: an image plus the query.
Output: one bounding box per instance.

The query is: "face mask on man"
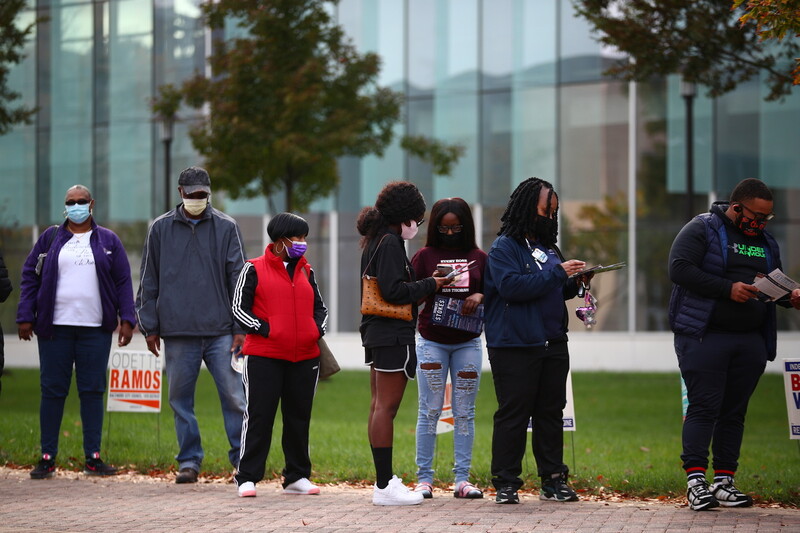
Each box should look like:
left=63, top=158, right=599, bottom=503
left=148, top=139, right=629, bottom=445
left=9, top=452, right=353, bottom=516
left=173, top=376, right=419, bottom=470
left=183, top=197, right=208, bottom=216
left=285, top=239, right=307, bottom=259
left=65, top=204, right=91, bottom=224
left=733, top=210, right=766, bottom=237
left=401, top=220, right=419, bottom=241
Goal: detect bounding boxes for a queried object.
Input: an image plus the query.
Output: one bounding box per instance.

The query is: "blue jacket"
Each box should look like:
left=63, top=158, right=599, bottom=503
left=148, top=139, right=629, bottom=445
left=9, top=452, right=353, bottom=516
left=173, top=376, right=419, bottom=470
left=484, top=235, right=580, bottom=348
left=668, top=203, right=781, bottom=360
left=16, top=220, right=136, bottom=339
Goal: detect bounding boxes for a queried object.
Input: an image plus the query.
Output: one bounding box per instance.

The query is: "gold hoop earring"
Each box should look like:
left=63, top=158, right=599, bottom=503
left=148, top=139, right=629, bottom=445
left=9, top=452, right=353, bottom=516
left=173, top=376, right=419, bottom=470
left=275, top=240, right=284, bottom=254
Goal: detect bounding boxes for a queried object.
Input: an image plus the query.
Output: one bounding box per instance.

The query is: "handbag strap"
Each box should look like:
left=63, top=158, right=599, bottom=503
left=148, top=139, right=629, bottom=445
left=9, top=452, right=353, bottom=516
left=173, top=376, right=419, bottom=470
left=361, top=233, right=392, bottom=277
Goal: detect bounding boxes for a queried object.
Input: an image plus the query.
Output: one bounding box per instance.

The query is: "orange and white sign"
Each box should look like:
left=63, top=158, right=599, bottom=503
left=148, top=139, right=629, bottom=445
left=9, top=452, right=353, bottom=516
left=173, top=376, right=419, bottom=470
left=107, top=350, right=162, bottom=412
left=436, top=381, right=455, bottom=434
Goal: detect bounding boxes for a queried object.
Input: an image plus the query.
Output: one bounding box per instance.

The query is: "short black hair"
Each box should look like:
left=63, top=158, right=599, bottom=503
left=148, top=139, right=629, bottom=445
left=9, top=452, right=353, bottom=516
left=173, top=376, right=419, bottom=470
left=729, top=178, right=773, bottom=204
left=497, top=177, right=558, bottom=243
left=424, top=197, right=478, bottom=250
left=267, top=212, right=309, bottom=242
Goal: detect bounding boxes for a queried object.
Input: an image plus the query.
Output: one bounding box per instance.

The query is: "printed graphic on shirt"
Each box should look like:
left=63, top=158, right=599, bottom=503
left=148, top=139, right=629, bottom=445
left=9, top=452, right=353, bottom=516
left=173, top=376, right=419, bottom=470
left=731, top=243, right=766, bottom=258
left=61, top=234, right=96, bottom=267
left=436, top=259, right=470, bottom=293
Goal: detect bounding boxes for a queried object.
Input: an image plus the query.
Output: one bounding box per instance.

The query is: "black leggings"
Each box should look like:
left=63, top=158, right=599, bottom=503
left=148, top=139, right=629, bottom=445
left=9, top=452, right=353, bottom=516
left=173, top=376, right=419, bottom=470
left=235, top=355, right=319, bottom=487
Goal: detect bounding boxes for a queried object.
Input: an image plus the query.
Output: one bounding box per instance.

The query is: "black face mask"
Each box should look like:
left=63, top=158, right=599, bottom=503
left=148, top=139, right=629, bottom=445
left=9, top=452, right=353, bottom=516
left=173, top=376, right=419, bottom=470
left=439, top=233, right=464, bottom=249
left=535, top=215, right=558, bottom=245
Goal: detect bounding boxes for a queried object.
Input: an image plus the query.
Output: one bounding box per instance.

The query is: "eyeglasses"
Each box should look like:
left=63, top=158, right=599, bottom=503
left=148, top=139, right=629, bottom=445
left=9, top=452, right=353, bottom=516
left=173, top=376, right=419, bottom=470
left=739, top=203, right=774, bottom=222
left=65, top=199, right=90, bottom=206
left=416, top=218, right=425, bottom=227
left=437, top=224, right=463, bottom=234
left=183, top=192, right=210, bottom=200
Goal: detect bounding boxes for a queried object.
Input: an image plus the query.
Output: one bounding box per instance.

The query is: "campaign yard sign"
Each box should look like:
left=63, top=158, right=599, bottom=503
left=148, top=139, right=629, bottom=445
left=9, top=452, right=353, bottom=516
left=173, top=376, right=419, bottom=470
left=528, top=370, right=576, bottom=432
left=107, top=350, right=162, bottom=412
left=783, top=358, right=800, bottom=440
left=436, top=382, right=455, bottom=434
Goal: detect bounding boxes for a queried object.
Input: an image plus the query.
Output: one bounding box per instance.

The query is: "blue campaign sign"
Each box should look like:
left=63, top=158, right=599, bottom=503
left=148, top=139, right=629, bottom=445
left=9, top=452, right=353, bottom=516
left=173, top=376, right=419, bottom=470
left=783, top=358, right=800, bottom=440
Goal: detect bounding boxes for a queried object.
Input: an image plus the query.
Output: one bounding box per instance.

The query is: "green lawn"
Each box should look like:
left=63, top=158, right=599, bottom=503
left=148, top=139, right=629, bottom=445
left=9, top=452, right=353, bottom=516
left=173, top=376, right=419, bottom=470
left=1, top=368, right=797, bottom=505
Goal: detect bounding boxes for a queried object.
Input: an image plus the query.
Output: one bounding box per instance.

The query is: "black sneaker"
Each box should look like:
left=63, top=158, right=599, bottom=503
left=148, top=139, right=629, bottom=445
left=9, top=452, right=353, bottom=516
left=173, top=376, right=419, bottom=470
left=84, top=452, right=118, bottom=476
left=687, top=478, right=720, bottom=511
left=710, top=477, right=753, bottom=508
left=30, top=454, right=56, bottom=479
left=495, top=486, right=519, bottom=504
left=540, top=472, right=579, bottom=502
left=176, top=467, right=199, bottom=484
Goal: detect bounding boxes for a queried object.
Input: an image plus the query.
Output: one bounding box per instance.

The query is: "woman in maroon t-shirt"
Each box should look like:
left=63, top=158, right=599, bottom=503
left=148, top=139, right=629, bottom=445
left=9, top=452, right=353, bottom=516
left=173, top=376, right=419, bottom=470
left=410, top=198, right=487, bottom=499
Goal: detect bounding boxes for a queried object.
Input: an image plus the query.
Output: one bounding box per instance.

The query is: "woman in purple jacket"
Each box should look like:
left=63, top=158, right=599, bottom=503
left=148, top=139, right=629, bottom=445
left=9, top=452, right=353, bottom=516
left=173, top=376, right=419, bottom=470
left=17, top=185, right=136, bottom=480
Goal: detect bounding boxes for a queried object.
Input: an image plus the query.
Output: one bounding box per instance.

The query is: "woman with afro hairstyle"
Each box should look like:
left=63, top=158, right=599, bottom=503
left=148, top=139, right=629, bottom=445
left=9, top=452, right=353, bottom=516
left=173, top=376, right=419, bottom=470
left=483, top=177, right=592, bottom=505
left=357, top=181, right=448, bottom=506
left=410, top=198, right=487, bottom=499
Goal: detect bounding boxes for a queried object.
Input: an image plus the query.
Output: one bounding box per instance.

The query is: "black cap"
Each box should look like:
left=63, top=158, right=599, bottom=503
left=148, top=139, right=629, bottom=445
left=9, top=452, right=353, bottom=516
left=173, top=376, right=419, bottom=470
left=178, top=167, right=211, bottom=195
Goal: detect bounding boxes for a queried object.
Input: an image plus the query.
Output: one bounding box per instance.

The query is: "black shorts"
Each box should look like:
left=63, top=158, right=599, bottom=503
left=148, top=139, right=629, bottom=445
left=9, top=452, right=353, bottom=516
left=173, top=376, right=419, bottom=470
left=364, top=344, right=417, bottom=380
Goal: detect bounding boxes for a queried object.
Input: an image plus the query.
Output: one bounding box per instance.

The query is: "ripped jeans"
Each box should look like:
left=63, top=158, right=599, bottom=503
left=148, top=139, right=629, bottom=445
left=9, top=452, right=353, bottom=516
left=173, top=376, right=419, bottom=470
left=415, top=335, right=483, bottom=484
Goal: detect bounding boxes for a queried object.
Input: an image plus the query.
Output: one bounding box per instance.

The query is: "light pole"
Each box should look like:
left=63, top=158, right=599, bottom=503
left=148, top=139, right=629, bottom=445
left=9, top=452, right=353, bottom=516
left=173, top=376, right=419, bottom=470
left=159, top=116, right=174, bottom=213
left=680, top=78, right=696, bottom=221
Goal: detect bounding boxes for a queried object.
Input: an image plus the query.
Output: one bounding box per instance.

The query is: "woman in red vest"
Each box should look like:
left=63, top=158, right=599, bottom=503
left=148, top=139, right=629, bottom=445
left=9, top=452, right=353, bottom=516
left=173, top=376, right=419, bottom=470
left=231, top=212, right=328, bottom=498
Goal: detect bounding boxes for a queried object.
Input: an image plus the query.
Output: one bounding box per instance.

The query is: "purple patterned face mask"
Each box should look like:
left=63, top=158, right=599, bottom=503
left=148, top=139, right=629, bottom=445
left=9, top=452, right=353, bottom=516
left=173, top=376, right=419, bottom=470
left=285, top=239, right=307, bottom=258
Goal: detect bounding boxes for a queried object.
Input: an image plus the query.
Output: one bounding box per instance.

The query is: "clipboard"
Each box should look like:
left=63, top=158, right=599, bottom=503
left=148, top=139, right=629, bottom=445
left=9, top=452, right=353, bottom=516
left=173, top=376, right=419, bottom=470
left=568, top=261, right=627, bottom=279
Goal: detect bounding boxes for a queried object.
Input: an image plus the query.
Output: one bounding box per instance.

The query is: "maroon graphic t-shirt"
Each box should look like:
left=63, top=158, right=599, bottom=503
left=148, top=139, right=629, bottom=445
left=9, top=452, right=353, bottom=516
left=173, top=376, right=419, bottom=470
left=411, top=246, right=488, bottom=344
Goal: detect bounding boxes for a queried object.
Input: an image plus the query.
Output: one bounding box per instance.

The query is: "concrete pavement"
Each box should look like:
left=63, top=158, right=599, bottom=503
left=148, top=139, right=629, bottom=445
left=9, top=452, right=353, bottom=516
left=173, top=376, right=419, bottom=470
left=1, top=468, right=797, bottom=532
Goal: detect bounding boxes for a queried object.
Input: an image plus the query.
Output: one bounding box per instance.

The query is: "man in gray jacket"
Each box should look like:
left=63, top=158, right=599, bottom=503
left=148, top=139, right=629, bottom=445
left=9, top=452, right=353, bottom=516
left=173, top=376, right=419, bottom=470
left=136, top=166, right=246, bottom=484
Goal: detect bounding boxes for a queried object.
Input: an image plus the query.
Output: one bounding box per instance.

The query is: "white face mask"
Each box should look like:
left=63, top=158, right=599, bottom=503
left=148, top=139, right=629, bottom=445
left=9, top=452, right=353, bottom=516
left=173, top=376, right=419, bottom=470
left=183, top=197, right=208, bottom=216
left=401, top=220, right=419, bottom=240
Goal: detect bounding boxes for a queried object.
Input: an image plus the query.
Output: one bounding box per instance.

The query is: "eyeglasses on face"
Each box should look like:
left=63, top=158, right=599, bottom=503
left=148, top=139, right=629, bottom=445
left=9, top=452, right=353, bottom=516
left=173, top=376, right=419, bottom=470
left=416, top=218, right=425, bottom=227
left=738, top=203, right=775, bottom=222
left=65, top=199, right=90, bottom=206
left=183, top=192, right=210, bottom=200
left=437, top=224, right=463, bottom=234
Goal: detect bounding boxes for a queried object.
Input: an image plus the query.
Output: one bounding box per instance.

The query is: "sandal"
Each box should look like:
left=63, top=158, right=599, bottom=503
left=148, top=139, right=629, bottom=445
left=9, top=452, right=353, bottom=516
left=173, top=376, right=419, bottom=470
left=414, top=481, right=434, bottom=499
left=454, top=481, right=483, bottom=499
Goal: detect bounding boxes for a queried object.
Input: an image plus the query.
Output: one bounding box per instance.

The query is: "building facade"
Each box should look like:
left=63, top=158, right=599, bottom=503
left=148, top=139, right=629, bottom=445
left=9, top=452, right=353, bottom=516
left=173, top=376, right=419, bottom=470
left=1, top=0, right=798, bottom=336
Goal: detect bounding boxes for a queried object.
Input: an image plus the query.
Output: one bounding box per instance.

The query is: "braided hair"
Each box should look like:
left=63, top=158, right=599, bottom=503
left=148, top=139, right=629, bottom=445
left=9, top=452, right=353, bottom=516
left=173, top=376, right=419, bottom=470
left=497, top=177, right=558, bottom=244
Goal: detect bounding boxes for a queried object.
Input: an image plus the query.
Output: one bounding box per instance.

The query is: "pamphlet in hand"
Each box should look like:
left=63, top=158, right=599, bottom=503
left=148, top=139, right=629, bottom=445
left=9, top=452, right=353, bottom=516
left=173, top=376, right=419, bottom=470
left=430, top=295, right=484, bottom=334
left=568, top=261, right=627, bottom=279
left=753, top=268, right=800, bottom=302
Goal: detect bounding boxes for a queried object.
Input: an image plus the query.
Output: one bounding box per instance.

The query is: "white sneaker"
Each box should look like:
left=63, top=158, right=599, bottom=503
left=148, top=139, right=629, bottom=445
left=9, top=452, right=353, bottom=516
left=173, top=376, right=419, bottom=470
left=238, top=481, right=256, bottom=498
left=373, top=475, right=425, bottom=506
left=283, top=477, right=321, bottom=495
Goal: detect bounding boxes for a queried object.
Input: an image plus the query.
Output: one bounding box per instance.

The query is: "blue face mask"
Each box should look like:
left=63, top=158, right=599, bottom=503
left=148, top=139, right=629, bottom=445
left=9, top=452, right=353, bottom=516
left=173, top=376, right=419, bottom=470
left=65, top=204, right=91, bottom=224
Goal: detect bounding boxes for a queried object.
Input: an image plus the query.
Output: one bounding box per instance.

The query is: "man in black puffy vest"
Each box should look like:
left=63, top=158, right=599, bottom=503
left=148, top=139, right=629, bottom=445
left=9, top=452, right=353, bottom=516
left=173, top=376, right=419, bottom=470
left=668, top=178, right=800, bottom=511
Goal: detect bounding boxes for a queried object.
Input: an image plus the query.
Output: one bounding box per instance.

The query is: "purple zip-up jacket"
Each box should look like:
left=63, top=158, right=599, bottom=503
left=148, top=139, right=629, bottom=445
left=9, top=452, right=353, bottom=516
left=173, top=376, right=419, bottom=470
left=16, top=219, right=136, bottom=339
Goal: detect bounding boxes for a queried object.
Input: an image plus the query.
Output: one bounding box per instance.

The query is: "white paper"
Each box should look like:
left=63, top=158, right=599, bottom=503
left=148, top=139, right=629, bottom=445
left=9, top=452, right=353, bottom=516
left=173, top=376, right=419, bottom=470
left=752, top=268, right=800, bottom=302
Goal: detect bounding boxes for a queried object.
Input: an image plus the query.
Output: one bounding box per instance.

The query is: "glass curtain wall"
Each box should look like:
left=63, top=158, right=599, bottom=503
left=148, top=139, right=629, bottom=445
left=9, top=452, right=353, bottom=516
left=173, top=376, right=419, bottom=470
left=0, top=0, right=798, bottom=334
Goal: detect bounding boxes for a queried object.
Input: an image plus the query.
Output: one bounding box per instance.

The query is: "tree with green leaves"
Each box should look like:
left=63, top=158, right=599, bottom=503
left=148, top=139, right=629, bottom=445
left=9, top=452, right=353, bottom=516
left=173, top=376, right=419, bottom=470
left=158, top=0, right=463, bottom=212
left=734, top=0, right=800, bottom=85
left=573, top=0, right=799, bottom=101
left=0, top=0, right=37, bottom=136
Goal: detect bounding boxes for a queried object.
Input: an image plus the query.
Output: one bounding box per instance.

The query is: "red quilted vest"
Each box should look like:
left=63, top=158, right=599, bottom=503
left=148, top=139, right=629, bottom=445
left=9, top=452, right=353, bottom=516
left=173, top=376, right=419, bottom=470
left=242, top=249, right=320, bottom=362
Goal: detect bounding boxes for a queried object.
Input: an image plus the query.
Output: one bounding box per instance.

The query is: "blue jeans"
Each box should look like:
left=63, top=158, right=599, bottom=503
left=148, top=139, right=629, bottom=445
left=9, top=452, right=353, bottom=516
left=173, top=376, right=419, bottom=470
left=38, top=326, right=113, bottom=458
left=415, top=336, right=482, bottom=484
left=163, top=335, right=246, bottom=472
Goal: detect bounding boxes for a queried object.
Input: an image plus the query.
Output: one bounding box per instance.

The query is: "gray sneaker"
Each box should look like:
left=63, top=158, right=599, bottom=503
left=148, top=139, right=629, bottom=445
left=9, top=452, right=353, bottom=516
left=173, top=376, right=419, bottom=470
left=687, top=478, right=720, bottom=511
left=710, top=477, right=753, bottom=507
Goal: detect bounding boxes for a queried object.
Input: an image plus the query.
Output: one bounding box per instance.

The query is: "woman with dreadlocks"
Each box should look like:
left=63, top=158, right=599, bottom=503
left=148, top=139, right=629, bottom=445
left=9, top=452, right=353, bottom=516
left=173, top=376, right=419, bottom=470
left=484, top=177, right=592, bottom=505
